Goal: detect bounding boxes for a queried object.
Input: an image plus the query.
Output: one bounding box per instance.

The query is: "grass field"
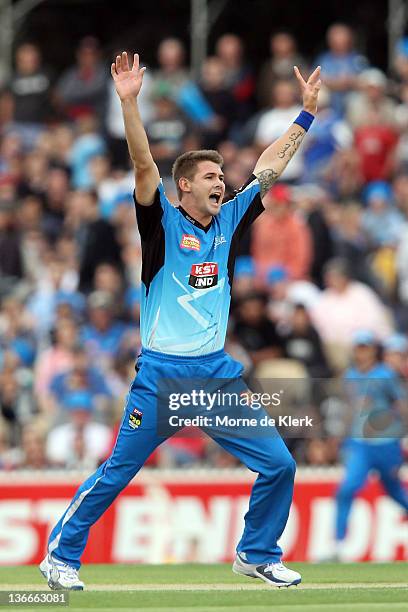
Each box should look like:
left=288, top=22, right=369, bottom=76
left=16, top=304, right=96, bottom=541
left=0, top=563, right=407, bottom=611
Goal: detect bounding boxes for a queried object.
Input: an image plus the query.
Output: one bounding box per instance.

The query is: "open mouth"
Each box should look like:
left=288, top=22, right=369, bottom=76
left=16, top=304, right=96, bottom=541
left=209, top=194, right=221, bottom=204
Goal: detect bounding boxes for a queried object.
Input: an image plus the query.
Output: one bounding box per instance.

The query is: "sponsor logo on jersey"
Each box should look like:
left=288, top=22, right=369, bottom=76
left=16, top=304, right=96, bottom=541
left=180, top=234, right=200, bottom=251
left=189, top=262, right=219, bottom=289
left=129, top=407, right=143, bottom=429
left=214, top=234, right=227, bottom=250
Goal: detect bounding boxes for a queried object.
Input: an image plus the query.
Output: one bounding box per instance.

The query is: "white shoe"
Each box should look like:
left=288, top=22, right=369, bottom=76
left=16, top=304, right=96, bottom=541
left=39, top=554, right=84, bottom=590
left=233, top=552, right=301, bottom=587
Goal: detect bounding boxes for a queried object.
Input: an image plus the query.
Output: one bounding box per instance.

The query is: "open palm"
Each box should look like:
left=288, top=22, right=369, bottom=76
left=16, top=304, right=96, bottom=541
left=111, top=52, right=146, bottom=101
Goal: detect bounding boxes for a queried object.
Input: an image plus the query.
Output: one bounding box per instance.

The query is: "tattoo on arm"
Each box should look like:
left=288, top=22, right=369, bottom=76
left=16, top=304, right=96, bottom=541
left=256, top=168, right=279, bottom=198
left=277, top=130, right=305, bottom=160
left=256, top=128, right=306, bottom=198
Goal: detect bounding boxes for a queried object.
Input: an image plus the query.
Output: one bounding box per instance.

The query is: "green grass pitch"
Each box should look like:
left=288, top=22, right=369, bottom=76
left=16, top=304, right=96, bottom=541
left=0, top=563, right=406, bottom=611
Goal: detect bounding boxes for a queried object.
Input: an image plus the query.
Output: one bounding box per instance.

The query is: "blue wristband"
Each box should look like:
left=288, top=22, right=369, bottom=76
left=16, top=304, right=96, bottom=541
left=293, top=110, right=315, bottom=131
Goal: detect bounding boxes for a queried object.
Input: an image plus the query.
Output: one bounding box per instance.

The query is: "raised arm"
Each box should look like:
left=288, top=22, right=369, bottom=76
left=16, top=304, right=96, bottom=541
left=111, top=52, right=160, bottom=205
left=254, top=66, right=321, bottom=199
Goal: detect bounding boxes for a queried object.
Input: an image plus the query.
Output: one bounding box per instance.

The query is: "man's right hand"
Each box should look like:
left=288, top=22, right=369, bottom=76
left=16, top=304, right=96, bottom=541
left=111, top=51, right=146, bottom=101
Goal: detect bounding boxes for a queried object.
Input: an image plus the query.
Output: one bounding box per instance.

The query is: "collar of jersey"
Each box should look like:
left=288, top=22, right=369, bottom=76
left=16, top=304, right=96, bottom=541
left=177, top=206, right=213, bottom=233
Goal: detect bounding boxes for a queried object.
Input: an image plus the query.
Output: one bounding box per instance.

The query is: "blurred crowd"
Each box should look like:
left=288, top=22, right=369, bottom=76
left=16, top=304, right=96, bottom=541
left=1, top=24, right=408, bottom=470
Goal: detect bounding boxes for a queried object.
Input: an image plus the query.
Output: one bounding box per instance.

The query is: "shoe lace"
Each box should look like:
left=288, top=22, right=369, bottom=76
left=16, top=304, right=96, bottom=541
left=62, top=564, right=80, bottom=582
left=264, top=562, right=285, bottom=573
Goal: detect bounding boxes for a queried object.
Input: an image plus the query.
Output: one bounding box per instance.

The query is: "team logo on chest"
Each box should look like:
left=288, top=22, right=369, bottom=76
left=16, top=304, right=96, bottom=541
left=214, top=233, right=227, bottom=250
left=180, top=234, right=200, bottom=251
left=189, top=262, right=218, bottom=289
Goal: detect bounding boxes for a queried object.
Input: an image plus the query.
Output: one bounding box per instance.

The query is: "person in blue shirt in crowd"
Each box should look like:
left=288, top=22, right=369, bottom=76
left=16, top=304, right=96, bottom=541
left=335, top=330, right=408, bottom=558
left=362, top=181, right=404, bottom=249
left=316, top=23, right=368, bottom=115
left=49, top=347, right=112, bottom=408
left=80, top=290, right=134, bottom=365
left=383, top=333, right=408, bottom=379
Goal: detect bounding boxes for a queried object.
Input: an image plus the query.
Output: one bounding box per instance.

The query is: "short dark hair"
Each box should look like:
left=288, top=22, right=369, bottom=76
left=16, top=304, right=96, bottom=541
left=172, top=150, right=223, bottom=200
left=323, top=257, right=351, bottom=279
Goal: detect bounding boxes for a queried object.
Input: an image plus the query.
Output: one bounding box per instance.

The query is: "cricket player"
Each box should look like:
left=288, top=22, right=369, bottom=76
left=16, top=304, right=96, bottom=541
left=40, top=52, right=320, bottom=589
left=335, top=330, right=408, bottom=559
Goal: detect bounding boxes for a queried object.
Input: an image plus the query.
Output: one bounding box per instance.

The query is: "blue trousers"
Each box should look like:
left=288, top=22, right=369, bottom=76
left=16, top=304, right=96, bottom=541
left=48, top=348, right=296, bottom=568
left=336, top=439, right=408, bottom=540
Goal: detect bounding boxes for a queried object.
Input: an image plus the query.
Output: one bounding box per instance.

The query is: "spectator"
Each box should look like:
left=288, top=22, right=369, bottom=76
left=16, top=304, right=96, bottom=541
left=293, top=184, right=334, bottom=286
left=325, top=146, right=364, bottom=199
left=395, top=82, right=408, bottom=169
left=251, top=184, right=312, bottom=280
left=145, top=88, right=199, bottom=179
left=27, top=256, right=80, bottom=337
left=46, top=390, right=111, bottom=469
left=0, top=371, right=34, bottom=445
left=0, top=199, right=23, bottom=285
left=258, top=31, right=308, bottom=107
left=255, top=80, right=303, bottom=182
left=281, top=304, right=331, bottom=377
left=393, top=37, right=408, bottom=86
left=265, top=265, right=321, bottom=327
left=8, top=43, right=52, bottom=148
left=17, top=195, right=42, bottom=238
left=16, top=422, right=51, bottom=469
left=152, top=38, right=213, bottom=125
left=331, top=202, right=380, bottom=290
left=354, top=106, right=398, bottom=185
left=311, top=258, right=393, bottom=350
left=65, top=189, right=122, bottom=292
left=382, top=333, right=408, bottom=379
left=346, top=69, right=397, bottom=130
left=151, top=38, right=189, bottom=97
left=18, top=149, right=49, bottom=199
left=89, top=154, right=135, bottom=220
left=46, top=346, right=112, bottom=415
left=215, top=34, right=255, bottom=126
left=316, top=23, right=368, bottom=115
left=362, top=181, right=404, bottom=248
left=392, top=172, right=408, bottom=216
left=34, top=317, right=79, bottom=397
left=0, top=295, right=36, bottom=367
left=48, top=124, right=74, bottom=168
left=0, top=89, right=14, bottom=134
left=69, top=114, right=106, bottom=189
left=55, top=37, right=107, bottom=124
left=198, top=57, right=236, bottom=148
left=42, top=167, right=70, bottom=241
left=81, top=291, right=132, bottom=366
left=93, top=262, right=124, bottom=302
left=0, top=419, right=19, bottom=470
left=0, top=132, right=22, bottom=176
left=396, top=221, right=408, bottom=307
left=232, top=291, right=283, bottom=365
left=232, top=256, right=257, bottom=298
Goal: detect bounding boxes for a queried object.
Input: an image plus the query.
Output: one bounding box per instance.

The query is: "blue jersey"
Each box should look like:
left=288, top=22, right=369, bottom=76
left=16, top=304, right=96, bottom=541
left=134, top=176, right=263, bottom=356
left=344, top=362, right=406, bottom=443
